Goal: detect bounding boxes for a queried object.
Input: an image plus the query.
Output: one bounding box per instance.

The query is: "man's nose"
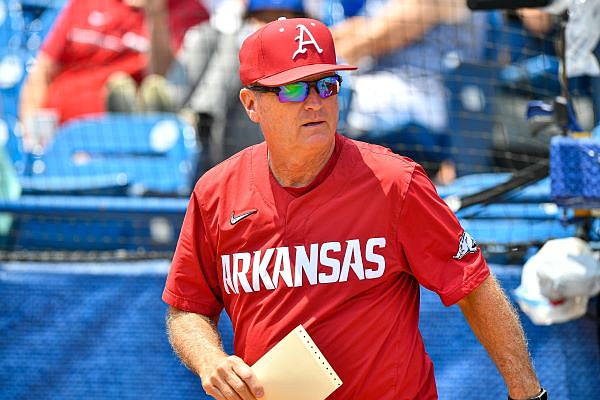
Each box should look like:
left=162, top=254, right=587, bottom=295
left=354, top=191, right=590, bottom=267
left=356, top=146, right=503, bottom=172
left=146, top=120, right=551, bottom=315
left=304, top=85, right=323, bottom=109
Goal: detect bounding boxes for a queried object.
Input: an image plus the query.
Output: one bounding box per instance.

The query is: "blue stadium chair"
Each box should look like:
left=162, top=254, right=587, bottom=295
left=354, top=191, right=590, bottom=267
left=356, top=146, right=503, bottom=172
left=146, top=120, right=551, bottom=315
left=0, top=194, right=189, bottom=251
left=0, top=0, right=63, bottom=119
left=20, top=0, right=65, bottom=10
left=29, top=113, right=201, bottom=196
left=431, top=172, right=574, bottom=261
left=0, top=113, right=27, bottom=174
left=0, top=113, right=201, bottom=251
left=19, top=174, right=130, bottom=196
left=20, top=0, right=64, bottom=55
left=436, top=172, right=579, bottom=263
left=436, top=173, right=551, bottom=204
left=1, top=114, right=133, bottom=196
left=0, top=51, right=27, bottom=118
left=0, top=0, right=27, bottom=118
left=0, top=0, right=24, bottom=49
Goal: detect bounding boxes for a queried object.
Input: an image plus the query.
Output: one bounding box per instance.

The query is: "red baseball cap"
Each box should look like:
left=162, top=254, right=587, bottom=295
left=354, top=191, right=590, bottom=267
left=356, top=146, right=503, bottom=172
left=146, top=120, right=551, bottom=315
left=239, top=17, right=357, bottom=86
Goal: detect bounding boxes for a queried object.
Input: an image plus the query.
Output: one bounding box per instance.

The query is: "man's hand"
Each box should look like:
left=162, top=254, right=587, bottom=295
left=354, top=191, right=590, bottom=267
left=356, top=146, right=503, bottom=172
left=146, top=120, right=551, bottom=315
left=200, top=355, right=264, bottom=400
left=332, top=17, right=375, bottom=65
left=166, top=307, right=264, bottom=400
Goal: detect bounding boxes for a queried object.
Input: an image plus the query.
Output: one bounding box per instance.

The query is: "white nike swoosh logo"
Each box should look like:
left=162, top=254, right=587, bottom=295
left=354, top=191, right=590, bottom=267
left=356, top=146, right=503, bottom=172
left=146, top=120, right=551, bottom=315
left=230, top=209, right=257, bottom=225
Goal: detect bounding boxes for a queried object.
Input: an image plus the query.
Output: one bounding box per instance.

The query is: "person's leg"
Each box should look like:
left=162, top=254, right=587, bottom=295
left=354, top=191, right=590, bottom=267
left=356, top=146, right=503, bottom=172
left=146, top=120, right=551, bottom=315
left=138, top=74, right=175, bottom=113
left=105, top=72, right=139, bottom=113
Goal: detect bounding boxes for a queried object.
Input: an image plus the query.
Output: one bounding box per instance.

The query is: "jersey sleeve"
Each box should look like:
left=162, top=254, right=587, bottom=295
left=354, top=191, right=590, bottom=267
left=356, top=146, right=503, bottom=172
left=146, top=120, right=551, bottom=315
left=163, top=191, right=224, bottom=318
left=40, top=0, right=76, bottom=62
left=396, top=165, right=489, bottom=306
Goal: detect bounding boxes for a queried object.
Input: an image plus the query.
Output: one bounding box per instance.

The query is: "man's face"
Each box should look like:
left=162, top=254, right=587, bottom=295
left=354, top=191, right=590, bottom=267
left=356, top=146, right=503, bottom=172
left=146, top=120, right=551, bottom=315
left=240, top=73, right=339, bottom=154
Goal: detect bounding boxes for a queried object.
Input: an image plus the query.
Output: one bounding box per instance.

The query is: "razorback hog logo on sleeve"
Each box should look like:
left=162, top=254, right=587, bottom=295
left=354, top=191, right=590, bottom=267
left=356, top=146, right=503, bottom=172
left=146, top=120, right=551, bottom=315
left=221, top=238, right=387, bottom=294
left=453, top=231, right=478, bottom=260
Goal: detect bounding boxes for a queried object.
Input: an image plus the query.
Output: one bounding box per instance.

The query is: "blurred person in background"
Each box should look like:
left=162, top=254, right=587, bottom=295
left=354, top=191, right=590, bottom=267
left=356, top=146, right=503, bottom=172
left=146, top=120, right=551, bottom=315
left=515, top=8, right=553, bottom=38
left=176, top=0, right=306, bottom=169
left=497, top=7, right=558, bottom=66
left=492, top=3, right=599, bottom=169
left=18, top=0, right=209, bottom=151
left=488, top=7, right=560, bottom=171
left=327, top=0, right=490, bottom=184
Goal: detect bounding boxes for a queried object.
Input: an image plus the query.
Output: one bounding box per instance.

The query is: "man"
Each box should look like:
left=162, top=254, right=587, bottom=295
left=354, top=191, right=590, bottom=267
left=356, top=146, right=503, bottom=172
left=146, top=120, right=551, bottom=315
left=163, top=17, right=547, bottom=400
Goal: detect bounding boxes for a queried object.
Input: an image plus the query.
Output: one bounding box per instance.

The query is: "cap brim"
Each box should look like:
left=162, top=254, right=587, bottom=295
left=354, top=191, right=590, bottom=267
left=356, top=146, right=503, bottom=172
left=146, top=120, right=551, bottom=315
left=255, top=63, right=357, bottom=86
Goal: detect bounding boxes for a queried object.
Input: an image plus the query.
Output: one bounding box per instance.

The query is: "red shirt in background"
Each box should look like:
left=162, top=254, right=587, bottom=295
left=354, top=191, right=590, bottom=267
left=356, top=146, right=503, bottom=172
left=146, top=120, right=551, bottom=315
left=41, top=0, right=209, bottom=124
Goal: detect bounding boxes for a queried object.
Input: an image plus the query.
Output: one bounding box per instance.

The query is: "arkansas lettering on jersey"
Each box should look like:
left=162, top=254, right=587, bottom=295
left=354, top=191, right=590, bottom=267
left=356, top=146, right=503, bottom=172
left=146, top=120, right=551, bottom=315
left=221, top=238, right=386, bottom=294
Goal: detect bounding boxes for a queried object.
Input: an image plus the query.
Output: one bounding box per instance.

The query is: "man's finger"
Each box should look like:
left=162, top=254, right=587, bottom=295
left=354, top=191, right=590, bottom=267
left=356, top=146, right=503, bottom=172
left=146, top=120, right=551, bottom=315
left=222, top=372, right=255, bottom=400
left=202, top=381, right=226, bottom=400
left=232, top=359, right=264, bottom=398
left=211, top=377, right=244, bottom=400
left=213, top=357, right=256, bottom=400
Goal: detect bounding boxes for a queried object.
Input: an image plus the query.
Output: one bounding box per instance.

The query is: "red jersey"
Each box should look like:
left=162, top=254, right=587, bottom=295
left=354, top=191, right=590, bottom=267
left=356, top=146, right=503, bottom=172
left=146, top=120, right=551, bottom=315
left=40, top=0, right=209, bottom=124
left=163, top=134, right=490, bottom=399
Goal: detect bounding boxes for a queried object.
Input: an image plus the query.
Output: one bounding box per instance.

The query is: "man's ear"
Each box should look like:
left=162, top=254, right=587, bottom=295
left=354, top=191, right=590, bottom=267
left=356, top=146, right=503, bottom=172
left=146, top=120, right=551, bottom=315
left=239, top=88, right=260, bottom=124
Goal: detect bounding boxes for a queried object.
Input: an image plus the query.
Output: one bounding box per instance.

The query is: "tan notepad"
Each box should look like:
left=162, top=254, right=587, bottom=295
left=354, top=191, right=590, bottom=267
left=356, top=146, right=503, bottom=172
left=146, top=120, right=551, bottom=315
left=251, top=325, right=343, bottom=400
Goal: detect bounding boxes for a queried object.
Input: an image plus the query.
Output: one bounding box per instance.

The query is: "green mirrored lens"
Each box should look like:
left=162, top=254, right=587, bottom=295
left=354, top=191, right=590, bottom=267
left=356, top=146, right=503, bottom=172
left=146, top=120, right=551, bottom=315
left=279, top=82, right=308, bottom=102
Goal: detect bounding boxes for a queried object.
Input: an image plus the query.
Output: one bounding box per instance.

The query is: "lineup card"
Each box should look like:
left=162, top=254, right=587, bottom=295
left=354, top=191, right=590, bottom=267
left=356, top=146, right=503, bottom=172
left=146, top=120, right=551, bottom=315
left=251, top=325, right=343, bottom=400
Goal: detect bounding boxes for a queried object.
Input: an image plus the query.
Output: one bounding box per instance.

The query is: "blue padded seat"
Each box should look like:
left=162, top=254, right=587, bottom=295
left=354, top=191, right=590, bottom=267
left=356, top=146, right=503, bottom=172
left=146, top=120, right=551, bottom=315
left=0, top=194, right=189, bottom=251
left=31, top=113, right=201, bottom=196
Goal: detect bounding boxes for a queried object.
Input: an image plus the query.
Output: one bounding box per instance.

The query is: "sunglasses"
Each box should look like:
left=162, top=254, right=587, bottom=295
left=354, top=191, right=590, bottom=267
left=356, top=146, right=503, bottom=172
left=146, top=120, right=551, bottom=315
left=248, top=74, right=342, bottom=103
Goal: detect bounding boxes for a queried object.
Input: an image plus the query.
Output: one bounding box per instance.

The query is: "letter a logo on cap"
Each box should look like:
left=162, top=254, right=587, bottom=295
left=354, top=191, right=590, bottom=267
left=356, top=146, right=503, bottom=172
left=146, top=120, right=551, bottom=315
left=292, top=24, right=324, bottom=60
